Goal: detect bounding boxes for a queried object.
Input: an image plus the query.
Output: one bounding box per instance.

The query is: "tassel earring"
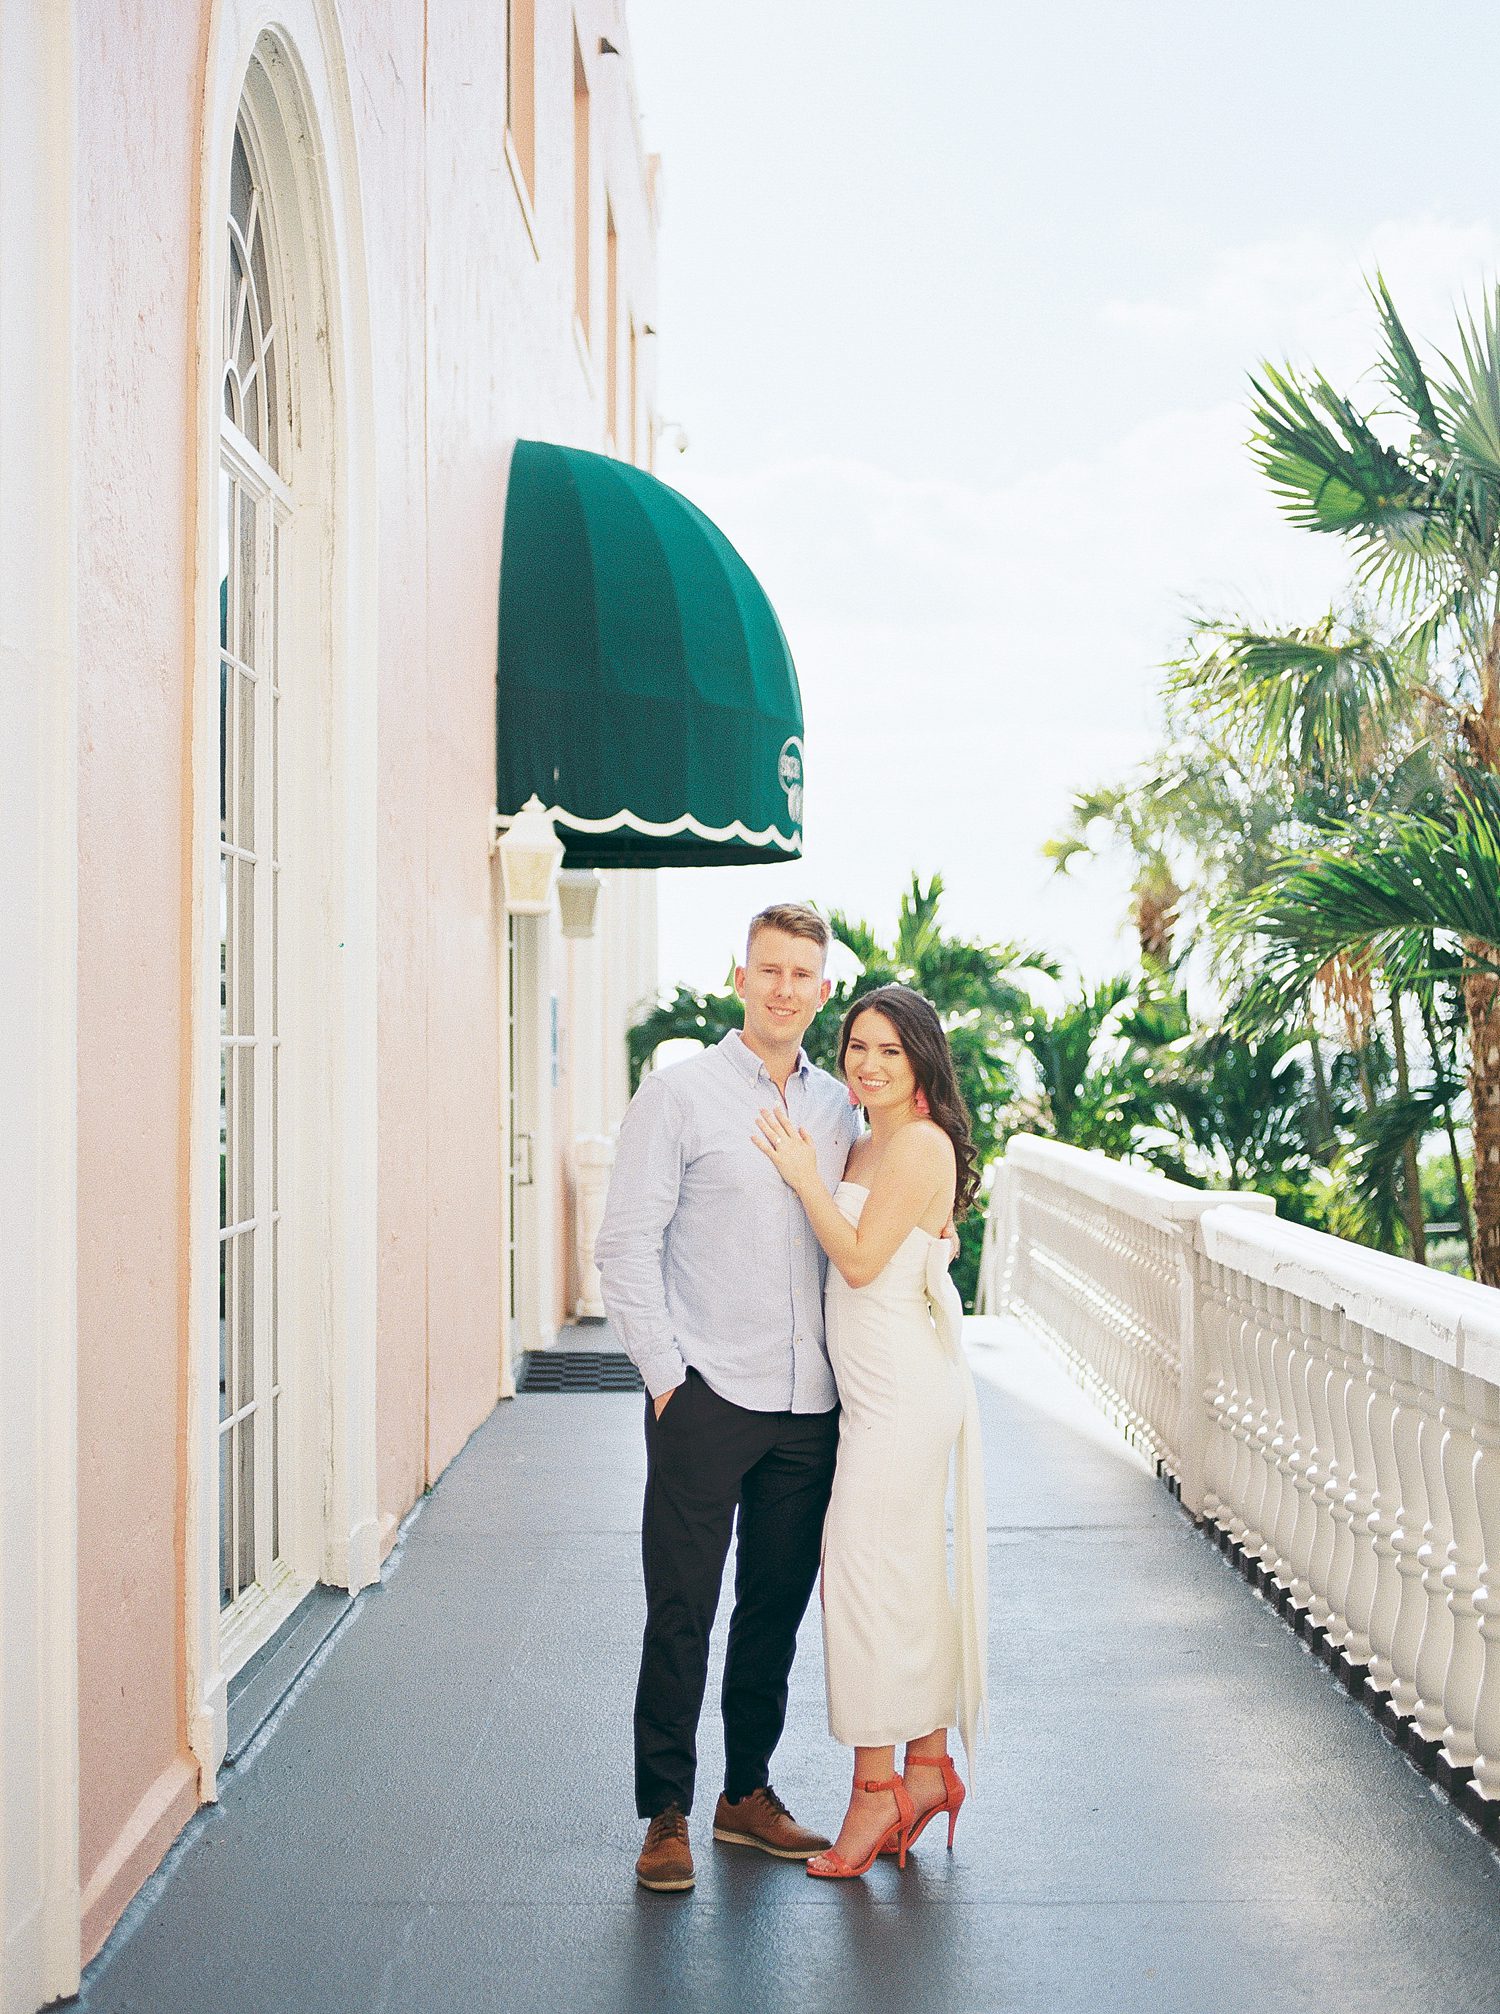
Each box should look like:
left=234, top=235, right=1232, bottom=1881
left=914, top=1087, right=930, bottom=1117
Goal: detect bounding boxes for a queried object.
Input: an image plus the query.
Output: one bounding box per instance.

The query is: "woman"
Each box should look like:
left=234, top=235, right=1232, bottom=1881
left=753, top=984, right=988, bottom=1879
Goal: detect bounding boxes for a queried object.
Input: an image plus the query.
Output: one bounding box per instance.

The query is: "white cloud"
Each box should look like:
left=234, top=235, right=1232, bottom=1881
left=1104, top=216, right=1500, bottom=387
left=655, top=217, right=1500, bottom=996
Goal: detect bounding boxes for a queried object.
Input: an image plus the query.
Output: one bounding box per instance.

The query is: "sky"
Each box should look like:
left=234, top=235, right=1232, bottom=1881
left=625, top=0, right=1500, bottom=995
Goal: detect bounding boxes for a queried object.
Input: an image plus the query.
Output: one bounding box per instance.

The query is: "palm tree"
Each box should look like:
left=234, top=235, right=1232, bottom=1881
left=1148, top=1024, right=1323, bottom=1198
left=1245, top=277, right=1500, bottom=1272
left=1010, top=975, right=1172, bottom=1158
left=1170, top=608, right=1457, bottom=1261
left=1045, top=788, right=1182, bottom=969
left=628, top=981, right=742, bottom=1088
left=1166, top=611, right=1427, bottom=784
left=1045, top=720, right=1325, bottom=993
left=1234, top=772, right=1500, bottom=1280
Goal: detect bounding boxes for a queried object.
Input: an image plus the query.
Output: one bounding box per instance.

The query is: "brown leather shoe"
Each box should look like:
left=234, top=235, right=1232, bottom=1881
left=712, top=1784, right=832, bottom=1860
left=635, top=1806, right=695, bottom=1892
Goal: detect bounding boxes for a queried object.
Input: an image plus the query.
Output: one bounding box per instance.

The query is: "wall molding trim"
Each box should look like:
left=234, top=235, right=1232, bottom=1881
left=0, top=2, right=82, bottom=2006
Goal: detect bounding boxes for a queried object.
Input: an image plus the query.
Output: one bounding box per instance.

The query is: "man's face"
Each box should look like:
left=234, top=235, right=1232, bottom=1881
left=735, top=927, right=831, bottom=1052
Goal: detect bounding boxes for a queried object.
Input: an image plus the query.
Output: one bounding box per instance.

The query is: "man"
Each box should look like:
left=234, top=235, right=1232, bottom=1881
left=596, top=901, right=859, bottom=1893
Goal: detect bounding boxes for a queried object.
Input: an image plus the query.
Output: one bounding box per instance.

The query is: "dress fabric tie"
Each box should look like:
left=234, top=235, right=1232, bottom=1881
left=922, top=1237, right=989, bottom=1774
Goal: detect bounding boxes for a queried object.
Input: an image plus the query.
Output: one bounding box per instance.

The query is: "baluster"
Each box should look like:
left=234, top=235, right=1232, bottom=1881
left=1220, top=1285, right=1255, bottom=1549
left=1364, top=1336, right=1403, bottom=1699
left=1334, top=1327, right=1379, bottom=1668
left=1298, top=1311, right=1332, bottom=1629
left=1322, top=1312, right=1361, bottom=1650
left=1306, top=1306, right=1343, bottom=1635
left=1158, top=1233, right=1180, bottom=1462
left=1087, top=1214, right=1110, bottom=1409
left=1412, top=1362, right=1458, bottom=1747
left=1312, top=1305, right=1353, bottom=1635
left=1439, top=1372, right=1485, bottom=1772
left=1280, top=1312, right=1320, bottom=1613
left=1237, top=1282, right=1269, bottom=1559
left=1200, top=1262, right=1232, bottom=1532
left=1468, top=1382, right=1500, bottom=1800
left=1265, top=1288, right=1303, bottom=1593
left=1120, top=1227, right=1144, bottom=1438
left=1253, top=1286, right=1289, bottom=1586
left=1009, top=1187, right=1033, bottom=1323
left=1136, top=1231, right=1159, bottom=1449
left=1386, top=1342, right=1428, bottom=1718
left=1243, top=1281, right=1281, bottom=1569
left=1147, top=1232, right=1167, bottom=1458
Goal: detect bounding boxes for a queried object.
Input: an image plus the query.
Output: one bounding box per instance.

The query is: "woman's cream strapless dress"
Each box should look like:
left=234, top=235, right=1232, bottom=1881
left=821, top=1182, right=988, bottom=1770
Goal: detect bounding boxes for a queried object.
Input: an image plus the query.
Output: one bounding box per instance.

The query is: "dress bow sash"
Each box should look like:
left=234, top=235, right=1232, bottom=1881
left=924, top=1240, right=989, bottom=1775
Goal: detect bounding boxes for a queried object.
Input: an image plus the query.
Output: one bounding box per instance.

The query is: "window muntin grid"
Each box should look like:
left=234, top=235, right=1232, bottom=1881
left=219, top=114, right=288, bottom=1619
left=223, top=126, right=283, bottom=476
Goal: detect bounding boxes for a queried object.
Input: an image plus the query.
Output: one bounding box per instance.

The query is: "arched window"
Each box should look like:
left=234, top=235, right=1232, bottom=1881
left=218, top=114, right=291, bottom=1629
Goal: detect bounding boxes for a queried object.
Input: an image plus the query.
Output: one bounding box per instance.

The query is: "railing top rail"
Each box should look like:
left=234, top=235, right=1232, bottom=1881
left=1002, top=1135, right=1276, bottom=1235
left=1200, top=1202, right=1500, bottom=1379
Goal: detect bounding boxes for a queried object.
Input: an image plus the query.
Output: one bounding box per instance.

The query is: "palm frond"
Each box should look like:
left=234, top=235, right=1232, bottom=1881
left=1041, top=834, right=1092, bottom=874
left=826, top=910, right=881, bottom=968
left=1370, top=272, right=1447, bottom=454
left=893, top=874, right=944, bottom=973
left=1167, top=615, right=1416, bottom=778
left=1336, top=1080, right=1463, bottom=1249
left=627, top=983, right=742, bottom=1087
left=1433, top=286, right=1500, bottom=554
left=1230, top=773, right=1500, bottom=1031
left=1248, top=361, right=1442, bottom=572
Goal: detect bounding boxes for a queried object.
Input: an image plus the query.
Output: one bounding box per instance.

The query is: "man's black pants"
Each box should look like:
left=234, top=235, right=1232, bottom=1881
left=635, top=1367, right=838, bottom=1818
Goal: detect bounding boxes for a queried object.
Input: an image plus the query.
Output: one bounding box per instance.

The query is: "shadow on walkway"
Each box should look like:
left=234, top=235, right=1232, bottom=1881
left=77, top=1324, right=1500, bottom=2014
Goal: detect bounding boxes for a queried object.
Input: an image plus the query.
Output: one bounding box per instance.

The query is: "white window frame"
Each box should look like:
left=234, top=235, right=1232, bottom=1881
left=189, top=8, right=380, bottom=1794
left=217, top=409, right=305, bottom=1673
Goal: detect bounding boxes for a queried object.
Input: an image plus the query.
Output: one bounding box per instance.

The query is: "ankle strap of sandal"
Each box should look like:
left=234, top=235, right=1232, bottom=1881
left=857, top=1773, right=915, bottom=1823
left=905, top=1751, right=956, bottom=1771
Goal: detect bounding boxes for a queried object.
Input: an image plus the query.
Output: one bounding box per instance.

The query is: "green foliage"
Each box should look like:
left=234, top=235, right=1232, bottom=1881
left=1228, top=770, right=1500, bottom=1035
left=1166, top=614, right=1420, bottom=782
left=629, top=876, right=1053, bottom=1309
left=627, top=982, right=741, bottom=1090
left=1011, top=975, right=1165, bottom=1157
left=620, top=276, right=1500, bottom=1296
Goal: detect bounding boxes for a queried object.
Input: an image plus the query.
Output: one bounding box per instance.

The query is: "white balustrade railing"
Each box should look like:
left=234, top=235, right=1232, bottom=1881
left=976, top=1135, right=1273, bottom=1496
left=983, top=1135, right=1500, bottom=1802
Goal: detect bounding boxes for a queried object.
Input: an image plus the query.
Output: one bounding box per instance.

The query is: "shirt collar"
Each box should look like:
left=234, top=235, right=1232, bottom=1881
left=721, top=1028, right=811, bottom=1087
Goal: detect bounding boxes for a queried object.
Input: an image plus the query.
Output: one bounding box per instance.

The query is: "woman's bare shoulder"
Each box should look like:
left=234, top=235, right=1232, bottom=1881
left=888, top=1118, right=955, bottom=1174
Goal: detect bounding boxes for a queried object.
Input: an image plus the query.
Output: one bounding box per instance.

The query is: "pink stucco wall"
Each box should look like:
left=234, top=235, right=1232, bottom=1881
left=73, top=0, right=657, bottom=1961
left=74, top=1, right=209, bottom=1957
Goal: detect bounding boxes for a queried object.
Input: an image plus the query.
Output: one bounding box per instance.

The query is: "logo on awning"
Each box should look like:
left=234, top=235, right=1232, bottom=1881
left=778, top=737, right=804, bottom=827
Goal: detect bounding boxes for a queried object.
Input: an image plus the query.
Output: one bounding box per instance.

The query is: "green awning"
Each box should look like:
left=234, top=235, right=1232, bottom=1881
left=496, top=439, right=804, bottom=868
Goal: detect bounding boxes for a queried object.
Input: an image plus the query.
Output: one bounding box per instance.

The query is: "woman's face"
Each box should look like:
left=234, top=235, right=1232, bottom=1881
left=843, top=1009, right=918, bottom=1114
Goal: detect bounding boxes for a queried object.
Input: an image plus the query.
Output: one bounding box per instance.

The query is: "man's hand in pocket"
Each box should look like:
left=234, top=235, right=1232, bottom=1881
left=653, top=1384, right=682, bottom=1420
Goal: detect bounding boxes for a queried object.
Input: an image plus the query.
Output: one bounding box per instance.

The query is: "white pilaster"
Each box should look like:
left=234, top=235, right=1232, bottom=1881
left=0, top=1, right=81, bottom=2005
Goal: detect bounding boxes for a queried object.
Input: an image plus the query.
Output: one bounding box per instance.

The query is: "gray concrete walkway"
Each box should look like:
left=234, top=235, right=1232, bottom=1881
left=78, top=1329, right=1500, bottom=2014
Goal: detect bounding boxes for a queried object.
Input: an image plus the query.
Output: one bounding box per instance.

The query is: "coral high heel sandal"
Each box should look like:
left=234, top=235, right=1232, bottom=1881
left=805, top=1774, right=915, bottom=1879
left=902, top=1751, right=966, bottom=1850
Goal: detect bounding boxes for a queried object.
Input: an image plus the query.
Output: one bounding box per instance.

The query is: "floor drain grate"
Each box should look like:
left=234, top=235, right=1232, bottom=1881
left=518, top=1350, right=644, bottom=1394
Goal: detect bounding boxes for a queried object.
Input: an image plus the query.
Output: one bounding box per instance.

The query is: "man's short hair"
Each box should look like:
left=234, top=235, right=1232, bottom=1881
left=745, top=901, right=831, bottom=965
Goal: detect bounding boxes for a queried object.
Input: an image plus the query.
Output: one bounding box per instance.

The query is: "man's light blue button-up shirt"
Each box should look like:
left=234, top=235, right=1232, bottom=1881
left=595, top=1030, right=860, bottom=1412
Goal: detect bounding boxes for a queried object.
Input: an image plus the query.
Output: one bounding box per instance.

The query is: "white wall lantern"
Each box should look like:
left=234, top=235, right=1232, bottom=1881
left=495, top=794, right=564, bottom=914
left=558, top=868, right=603, bottom=940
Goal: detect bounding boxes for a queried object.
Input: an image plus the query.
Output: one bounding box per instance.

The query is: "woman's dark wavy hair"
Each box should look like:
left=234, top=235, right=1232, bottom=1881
left=837, top=984, right=980, bottom=1218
